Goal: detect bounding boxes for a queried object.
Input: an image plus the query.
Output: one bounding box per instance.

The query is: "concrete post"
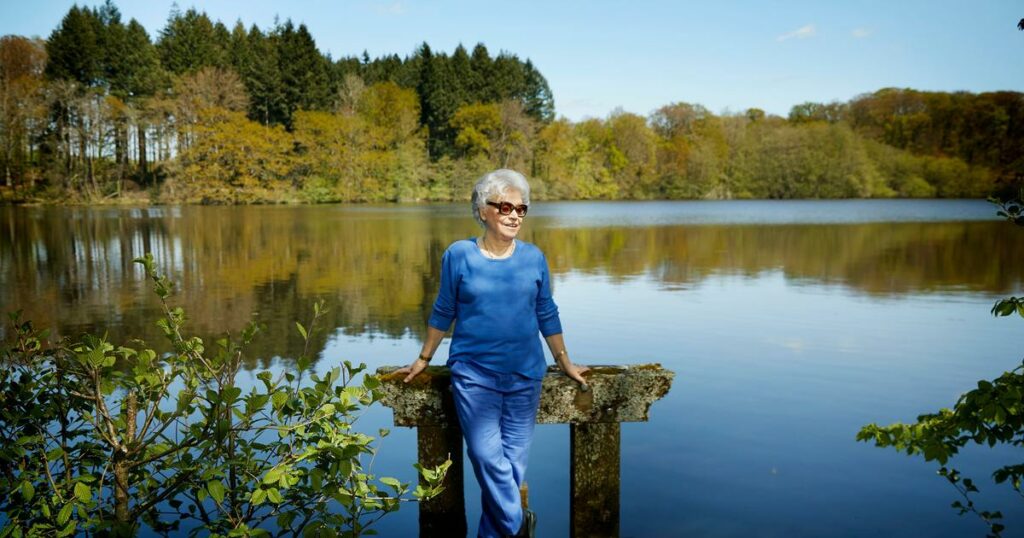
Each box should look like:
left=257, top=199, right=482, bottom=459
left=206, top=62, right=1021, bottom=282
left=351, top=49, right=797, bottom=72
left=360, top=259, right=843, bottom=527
left=570, top=422, right=620, bottom=538
left=417, top=424, right=466, bottom=537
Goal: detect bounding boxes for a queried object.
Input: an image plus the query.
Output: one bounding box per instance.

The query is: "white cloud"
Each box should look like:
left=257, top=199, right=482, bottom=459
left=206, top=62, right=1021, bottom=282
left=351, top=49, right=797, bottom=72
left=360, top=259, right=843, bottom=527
left=376, top=2, right=406, bottom=16
left=851, top=27, right=872, bottom=38
left=777, top=24, right=816, bottom=42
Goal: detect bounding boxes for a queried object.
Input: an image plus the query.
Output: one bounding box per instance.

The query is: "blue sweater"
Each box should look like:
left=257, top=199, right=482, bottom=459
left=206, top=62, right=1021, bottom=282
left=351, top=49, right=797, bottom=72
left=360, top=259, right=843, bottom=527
left=428, top=238, right=562, bottom=380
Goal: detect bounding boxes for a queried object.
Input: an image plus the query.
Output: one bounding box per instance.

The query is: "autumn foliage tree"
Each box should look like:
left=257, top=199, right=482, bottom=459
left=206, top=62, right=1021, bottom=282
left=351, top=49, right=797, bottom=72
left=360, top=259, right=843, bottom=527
left=0, top=35, right=47, bottom=190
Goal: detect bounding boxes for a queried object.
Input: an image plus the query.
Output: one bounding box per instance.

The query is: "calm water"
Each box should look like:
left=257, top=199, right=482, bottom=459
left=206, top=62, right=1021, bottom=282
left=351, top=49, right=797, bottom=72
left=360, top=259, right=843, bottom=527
left=1, top=200, right=1022, bottom=536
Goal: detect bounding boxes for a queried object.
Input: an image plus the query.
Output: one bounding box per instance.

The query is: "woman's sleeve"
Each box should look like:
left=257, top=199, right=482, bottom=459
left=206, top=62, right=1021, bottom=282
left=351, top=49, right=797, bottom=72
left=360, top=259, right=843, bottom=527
left=428, top=248, right=458, bottom=331
left=536, top=253, right=563, bottom=337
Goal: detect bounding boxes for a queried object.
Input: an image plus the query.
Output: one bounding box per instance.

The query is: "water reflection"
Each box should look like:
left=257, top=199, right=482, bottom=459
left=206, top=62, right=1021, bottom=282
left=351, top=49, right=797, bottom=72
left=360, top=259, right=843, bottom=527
left=1, top=202, right=1020, bottom=367
left=5, top=200, right=1020, bottom=537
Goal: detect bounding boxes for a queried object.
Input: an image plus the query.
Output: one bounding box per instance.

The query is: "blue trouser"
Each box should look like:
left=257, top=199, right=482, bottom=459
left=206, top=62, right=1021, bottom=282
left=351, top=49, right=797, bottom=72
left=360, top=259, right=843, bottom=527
left=450, top=360, right=542, bottom=538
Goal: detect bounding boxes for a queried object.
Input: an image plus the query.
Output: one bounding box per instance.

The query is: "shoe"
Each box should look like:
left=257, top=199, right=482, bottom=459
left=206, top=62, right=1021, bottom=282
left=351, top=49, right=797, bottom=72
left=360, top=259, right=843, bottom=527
left=524, top=509, right=536, bottom=537
left=506, top=509, right=536, bottom=538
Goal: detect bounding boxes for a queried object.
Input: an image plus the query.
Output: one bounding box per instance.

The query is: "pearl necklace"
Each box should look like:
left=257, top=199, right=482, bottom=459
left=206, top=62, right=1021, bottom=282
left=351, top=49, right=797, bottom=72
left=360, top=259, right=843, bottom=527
left=477, top=237, right=516, bottom=259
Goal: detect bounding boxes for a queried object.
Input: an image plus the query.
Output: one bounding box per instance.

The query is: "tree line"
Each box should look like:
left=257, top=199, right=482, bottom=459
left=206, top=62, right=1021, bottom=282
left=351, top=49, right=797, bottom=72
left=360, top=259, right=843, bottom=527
left=0, top=2, right=1020, bottom=204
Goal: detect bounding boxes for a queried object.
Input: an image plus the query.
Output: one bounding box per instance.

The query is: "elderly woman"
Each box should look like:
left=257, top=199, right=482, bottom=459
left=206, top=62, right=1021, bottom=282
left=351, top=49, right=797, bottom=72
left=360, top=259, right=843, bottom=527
left=398, top=169, right=588, bottom=538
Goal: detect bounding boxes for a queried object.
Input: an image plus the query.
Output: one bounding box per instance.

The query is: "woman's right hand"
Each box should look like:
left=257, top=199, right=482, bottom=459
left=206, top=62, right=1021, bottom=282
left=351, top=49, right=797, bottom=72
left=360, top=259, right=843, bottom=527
left=397, top=358, right=429, bottom=383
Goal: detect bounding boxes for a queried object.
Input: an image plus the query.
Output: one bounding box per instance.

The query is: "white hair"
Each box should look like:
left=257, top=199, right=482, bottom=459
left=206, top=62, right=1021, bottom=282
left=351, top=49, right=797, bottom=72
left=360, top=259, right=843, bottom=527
left=470, top=169, right=531, bottom=227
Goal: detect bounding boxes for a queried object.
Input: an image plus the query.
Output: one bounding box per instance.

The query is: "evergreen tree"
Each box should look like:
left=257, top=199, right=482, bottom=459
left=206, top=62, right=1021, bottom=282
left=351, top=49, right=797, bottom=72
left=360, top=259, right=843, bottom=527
left=104, top=17, right=162, bottom=172
left=124, top=20, right=162, bottom=180
left=276, top=20, right=330, bottom=127
left=228, top=23, right=283, bottom=126
left=393, top=52, right=421, bottom=89
left=227, top=21, right=249, bottom=70
left=45, top=5, right=102, bottom=86
left=157, top=7, right=228, bottom=74
left=487, top=53, right=527, bottom=103
left=246, top=25, right=284, bottom=126
left=106, top=20, right=162, bottom=98
left=94, top=0, right=120, bottom=82
left=333, top=56, right=363, bottom=83
left=213, top=20, right=231, bottom=54
left=469, top=43, right=492, bottom=101
left=44, top=4, right=107, bottom=188
left=522, top=60, right=554, bottom=123
left=449, top=44, right=475, bottom=105
left=417, top=44, right=459, bottom=158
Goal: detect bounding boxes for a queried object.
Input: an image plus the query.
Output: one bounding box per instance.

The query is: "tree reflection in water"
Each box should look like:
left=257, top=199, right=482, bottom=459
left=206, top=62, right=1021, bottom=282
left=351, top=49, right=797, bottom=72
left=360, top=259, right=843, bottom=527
left=2, top=202, right=1020, bottom=369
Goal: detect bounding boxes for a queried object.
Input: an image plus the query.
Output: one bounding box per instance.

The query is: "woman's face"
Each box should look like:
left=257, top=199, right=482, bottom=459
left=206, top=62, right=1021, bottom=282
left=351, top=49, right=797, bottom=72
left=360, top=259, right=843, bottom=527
left=481, top=188, right=524, bottom=242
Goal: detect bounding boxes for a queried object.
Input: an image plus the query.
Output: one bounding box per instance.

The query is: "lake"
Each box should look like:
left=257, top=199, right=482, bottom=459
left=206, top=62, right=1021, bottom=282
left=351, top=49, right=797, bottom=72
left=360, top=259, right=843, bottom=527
left=1, top=199, right=1022, bottom=536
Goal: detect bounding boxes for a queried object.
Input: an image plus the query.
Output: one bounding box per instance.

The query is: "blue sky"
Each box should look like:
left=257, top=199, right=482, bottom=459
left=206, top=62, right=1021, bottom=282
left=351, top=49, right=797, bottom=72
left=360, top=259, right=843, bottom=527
left=2, top=1, right=1022, bottom=121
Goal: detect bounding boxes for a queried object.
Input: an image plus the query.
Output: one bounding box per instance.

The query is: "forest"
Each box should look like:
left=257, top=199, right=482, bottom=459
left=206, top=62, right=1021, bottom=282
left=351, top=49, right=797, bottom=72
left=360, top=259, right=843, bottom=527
left=0, top=2, right=1021, bottom=204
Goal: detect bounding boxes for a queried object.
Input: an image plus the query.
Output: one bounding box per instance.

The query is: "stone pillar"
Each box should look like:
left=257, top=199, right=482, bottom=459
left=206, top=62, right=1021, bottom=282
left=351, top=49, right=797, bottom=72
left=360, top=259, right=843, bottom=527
left=570, top=423, right=620, bottom=538
left=417, top=424, right=466, bottom=537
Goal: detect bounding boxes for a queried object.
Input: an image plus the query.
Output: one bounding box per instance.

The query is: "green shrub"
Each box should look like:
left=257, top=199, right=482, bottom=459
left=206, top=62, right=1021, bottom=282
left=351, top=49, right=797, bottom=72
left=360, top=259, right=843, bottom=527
left=0, top=254, right=447, bottom=537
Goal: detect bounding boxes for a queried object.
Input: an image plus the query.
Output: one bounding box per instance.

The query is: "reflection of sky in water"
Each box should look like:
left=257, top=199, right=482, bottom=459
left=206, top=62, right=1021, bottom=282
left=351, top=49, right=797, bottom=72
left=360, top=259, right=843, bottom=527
left=297, top=199, right=1003, bottom=227
left=533, top=199, right=1001, bottom=227
left=345, top=271, right=1023, bottom=537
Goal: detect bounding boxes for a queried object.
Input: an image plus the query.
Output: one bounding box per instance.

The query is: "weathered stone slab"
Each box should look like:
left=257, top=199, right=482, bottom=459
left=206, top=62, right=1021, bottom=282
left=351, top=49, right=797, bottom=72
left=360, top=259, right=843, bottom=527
left=373, top=363, right=674, bottom=538
left=375, top=364, right=674, bottom=426
left=374, top=366, right=457, bottom=427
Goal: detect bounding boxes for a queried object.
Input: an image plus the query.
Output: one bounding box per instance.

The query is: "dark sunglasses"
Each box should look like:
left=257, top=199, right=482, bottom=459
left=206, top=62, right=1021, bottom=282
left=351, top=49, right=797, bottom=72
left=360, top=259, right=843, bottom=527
left=486, top=201, right=529, bottom=217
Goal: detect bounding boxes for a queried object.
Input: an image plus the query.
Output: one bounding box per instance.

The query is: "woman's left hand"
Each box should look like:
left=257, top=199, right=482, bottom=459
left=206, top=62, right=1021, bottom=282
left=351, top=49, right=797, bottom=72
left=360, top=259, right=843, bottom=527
left=557, top=358, right=589, bottom=388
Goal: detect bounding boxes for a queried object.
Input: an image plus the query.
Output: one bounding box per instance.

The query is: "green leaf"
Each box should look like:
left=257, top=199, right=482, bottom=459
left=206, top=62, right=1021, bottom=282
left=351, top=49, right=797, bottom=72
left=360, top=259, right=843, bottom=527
left=303, top=522, right=324, bottom=538
left=74, top=482, right=91, bottom=503
left=224, top=386, right=242, bottom=403
left=266, top=488, right=283, bottom=504
left=257, top=371, right=274, bottom=391
left=207, top=480, right=226, bottom=504
left=380, top=477, right=402, bottom=492
left=57, top=503, right=73, bottom=525
left=277, top=511, right=296, bottom=530
left=271, top=391, right=288, bottom=409
left=296, top=322, right=308, bottom=340
left=251, top=488, right=267, bottom=505
left=264, top=467, right=284, bottom=485
left=247, top=393, right=270, bottom=412
left=993, top=300, right=1016, bottom=317
left=20, top=480, right=34, bottom=501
